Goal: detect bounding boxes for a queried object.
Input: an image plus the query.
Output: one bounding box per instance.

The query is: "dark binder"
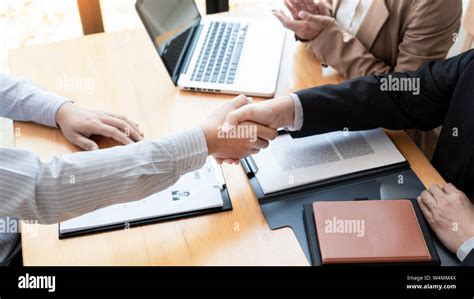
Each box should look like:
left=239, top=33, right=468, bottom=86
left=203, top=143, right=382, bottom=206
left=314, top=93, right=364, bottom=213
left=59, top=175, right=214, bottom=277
left=302, top=199, right=441, bottom=266
left=242, top=156, right=460, bottom=266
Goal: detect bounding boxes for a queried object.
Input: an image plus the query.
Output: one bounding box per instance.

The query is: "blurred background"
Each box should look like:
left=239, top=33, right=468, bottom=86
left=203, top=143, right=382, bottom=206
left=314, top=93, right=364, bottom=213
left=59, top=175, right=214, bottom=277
left=0, top=0, right=279, bottom=73
left=0, top=0, right=472, bottom=74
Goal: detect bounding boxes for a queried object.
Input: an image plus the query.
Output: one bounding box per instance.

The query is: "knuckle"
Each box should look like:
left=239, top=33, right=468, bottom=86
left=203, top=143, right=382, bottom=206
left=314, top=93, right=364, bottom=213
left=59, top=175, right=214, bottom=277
left=453, top=193, right=463, bottom=202
left=112, top=128, right=123, bottom=136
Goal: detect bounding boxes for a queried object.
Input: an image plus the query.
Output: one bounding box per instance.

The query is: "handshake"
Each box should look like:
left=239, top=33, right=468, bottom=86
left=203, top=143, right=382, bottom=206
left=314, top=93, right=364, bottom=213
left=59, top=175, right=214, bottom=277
left=200, top=95, right=296, bottom=165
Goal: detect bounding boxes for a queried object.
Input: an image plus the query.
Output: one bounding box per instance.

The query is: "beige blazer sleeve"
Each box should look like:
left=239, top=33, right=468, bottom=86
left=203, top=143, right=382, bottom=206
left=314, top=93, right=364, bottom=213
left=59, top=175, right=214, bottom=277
left=308, top=0, right=462, bottom=79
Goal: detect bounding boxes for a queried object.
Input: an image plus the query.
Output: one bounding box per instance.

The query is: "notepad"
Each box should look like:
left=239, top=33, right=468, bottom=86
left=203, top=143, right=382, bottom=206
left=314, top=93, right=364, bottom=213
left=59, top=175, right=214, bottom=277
left=251, top=129, right=406, bottom=194
left=312, top=200, right=432, bottom=264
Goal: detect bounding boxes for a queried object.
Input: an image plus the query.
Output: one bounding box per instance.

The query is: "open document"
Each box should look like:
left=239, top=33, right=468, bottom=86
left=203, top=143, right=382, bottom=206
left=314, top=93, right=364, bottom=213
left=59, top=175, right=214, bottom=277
left=252, top=129, right=406, bottom=194
left=60, top=158, right=225, bottom=237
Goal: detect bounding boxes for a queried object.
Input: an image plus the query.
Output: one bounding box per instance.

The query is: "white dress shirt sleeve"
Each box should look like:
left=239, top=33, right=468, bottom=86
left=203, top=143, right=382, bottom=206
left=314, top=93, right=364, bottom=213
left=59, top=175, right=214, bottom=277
left=457, top=237, right=474, bottom=263
left=287, top=94, right=304, bottom=132
left=0, top=73, right=209, bottom=225
left=0, top=127, right=208, bottom=224
left=0, top=73, right=70, bottom=128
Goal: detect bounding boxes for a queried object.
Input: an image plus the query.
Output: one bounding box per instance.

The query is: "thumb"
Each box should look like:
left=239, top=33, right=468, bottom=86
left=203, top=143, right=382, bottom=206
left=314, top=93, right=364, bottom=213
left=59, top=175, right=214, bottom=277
left=298, top=11, right=318, bottom=22
left=230, top=94, right=252, bottom=109
left=71, top=133, right=99, bottom=151
left=223, top=105, right=253, bottom=130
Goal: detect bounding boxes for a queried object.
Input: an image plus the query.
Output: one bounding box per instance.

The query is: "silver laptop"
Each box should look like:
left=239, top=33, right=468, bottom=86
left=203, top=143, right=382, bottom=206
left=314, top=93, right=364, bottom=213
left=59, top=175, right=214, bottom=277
left=136, top=0, right=286, bottom=97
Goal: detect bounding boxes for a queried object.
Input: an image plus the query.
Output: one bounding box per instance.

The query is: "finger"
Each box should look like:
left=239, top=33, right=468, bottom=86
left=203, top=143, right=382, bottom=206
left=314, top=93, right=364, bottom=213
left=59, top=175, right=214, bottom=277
left=304, top=0, right=318, bottom=12
left=224, top=159, right=239, bottom=165
left=255, top=124, right=278, bottom=141
left=429, top=184, right=445, bottom=201
left=224, top=105, right=254, bottom=128
left=316, top=1, right=330, bottom=16
left=105, top=112, right=144, bottom=137
left=274, top=10, right=305, bottom=32
left=215, top=158, right=224, bottom=165
left=273, top=9, right=291, bottom=26
left=289, top=0, right=302, bottom=12
left=418, top=197, right=434, bottom=221
left=92, top=122, right=134, bottom=145
left=284, top=0, right=299, bottom=19
left=420, top=190, right=437, bottom=212
left=230, top=94, right=251, bottom=109
left=70, top=133, right=99, bottom=151
left=443, top=183, right=459, bottom=194
left=252, top=138, right=270, bottom=150
left=246, top=149, right=260, bottom=156
left=299, top=0, right=313, bottom=12
left=101, top=116, right=144, bottom=142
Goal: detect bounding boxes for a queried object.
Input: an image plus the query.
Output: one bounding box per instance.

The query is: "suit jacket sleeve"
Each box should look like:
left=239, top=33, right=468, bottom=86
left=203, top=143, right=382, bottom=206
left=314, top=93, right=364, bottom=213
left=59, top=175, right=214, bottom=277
left=307, top=0, right=461, bottom=79
left=462, top=250, right=474, bottom=266
left=292, top=50, right=474, bottom=138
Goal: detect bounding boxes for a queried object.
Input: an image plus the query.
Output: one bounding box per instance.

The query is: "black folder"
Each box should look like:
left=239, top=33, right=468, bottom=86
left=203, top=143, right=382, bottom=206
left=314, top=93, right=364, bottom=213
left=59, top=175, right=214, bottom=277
left=241, top=156, right=460, bottom=266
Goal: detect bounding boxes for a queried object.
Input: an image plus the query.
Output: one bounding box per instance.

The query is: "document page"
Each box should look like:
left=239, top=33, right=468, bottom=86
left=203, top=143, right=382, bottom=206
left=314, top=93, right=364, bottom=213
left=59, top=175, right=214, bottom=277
left=252, top=129, right=406, bottom=194
left=60, top=158, right=224, bottom=235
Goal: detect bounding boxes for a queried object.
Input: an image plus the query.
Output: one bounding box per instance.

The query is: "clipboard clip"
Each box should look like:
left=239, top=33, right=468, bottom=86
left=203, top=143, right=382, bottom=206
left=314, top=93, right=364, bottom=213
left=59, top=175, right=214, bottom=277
left=208, top=159, right=226, bottom=191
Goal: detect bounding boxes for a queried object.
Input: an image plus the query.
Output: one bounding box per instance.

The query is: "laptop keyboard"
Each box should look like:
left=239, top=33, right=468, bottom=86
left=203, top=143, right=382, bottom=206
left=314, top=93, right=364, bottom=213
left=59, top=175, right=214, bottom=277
left=191, top=21, right=248, bottom=85
left=163, top=26, right=193, bottom=74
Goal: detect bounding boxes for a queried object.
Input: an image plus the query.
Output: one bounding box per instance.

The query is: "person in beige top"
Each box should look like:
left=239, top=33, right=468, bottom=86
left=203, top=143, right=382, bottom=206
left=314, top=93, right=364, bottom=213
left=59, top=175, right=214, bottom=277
left=274, top=0, right=462, bottom=159
left=274, top=0, right=462, bottom=79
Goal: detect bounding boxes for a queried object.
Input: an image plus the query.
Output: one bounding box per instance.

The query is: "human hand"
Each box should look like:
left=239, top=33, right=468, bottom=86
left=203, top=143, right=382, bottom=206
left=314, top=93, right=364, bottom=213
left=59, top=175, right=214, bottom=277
left=201, top=95, right=278, bottom=165
left=418, top=184, right=474, bottom=254
left=274, top=1, right=332, bottom=41
left=223, top=95, right=295, bottom=130
left=56, top=102, right=144, bottom=151
left=283, top=0, right=330, bottom=20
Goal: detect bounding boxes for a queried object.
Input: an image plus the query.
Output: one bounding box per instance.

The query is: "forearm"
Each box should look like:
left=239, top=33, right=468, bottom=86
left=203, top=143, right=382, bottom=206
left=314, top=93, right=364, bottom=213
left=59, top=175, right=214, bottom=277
left=292, top=76, right=445, bottom=137
left=0, top=73, right=70, bottom=127
left=291, top=50, right=474, bottom=137
left=0, top=127, right=207, bottom=224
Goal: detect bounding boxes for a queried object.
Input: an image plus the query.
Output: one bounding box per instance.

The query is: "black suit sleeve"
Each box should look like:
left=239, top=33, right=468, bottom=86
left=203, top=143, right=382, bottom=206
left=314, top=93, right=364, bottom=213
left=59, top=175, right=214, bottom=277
left=462, top=250, right=474, bottom=266
left=292, top=50, right=474, bottom=138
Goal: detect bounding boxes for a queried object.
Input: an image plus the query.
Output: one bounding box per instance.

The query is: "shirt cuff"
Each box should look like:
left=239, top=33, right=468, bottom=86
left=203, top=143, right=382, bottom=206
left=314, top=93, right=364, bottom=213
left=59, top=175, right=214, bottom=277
left=457, top=237, right=474, bottom=262
left=166, top=127, right=209, bottom=176
left=35, top=91, right=72, bottom=128
left=286, top=94, right=304, bottom=132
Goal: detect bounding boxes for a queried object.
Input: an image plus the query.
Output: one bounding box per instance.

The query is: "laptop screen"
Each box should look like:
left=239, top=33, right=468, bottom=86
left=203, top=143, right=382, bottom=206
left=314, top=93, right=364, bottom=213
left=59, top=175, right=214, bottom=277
left=136, top=0, right=201, bottom=82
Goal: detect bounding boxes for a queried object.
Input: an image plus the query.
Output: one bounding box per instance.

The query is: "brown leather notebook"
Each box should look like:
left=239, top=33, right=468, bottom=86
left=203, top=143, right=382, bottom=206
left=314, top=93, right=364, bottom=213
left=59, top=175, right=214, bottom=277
left=312, top=200, right=432, bottom=264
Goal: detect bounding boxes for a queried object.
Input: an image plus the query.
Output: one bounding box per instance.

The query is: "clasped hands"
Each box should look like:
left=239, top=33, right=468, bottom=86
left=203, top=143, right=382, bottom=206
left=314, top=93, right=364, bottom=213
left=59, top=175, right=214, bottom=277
left=273, top=0, right=333, bottom=41
left=201, top=95, right=295, bottom=165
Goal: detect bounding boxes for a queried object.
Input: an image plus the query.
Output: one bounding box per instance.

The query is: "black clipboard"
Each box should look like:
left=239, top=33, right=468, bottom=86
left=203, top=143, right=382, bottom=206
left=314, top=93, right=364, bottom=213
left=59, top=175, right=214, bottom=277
left=59, top=163, right=232, bottom=240
left=302, top=199, right=441, bottom=266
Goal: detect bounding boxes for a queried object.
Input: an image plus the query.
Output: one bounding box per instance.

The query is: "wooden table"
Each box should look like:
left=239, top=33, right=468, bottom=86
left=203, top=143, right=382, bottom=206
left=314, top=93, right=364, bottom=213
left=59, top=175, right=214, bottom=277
left=10, top=10, right=446, bottom=266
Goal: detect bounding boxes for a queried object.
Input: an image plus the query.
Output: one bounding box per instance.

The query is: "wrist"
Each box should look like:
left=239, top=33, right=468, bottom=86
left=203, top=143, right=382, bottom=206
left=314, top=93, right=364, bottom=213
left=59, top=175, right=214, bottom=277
left=55, top=101, right=74, bottom=128
left=201, top=124, right=216, bottom=156
left=271, top=96, right=295, bottom=128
